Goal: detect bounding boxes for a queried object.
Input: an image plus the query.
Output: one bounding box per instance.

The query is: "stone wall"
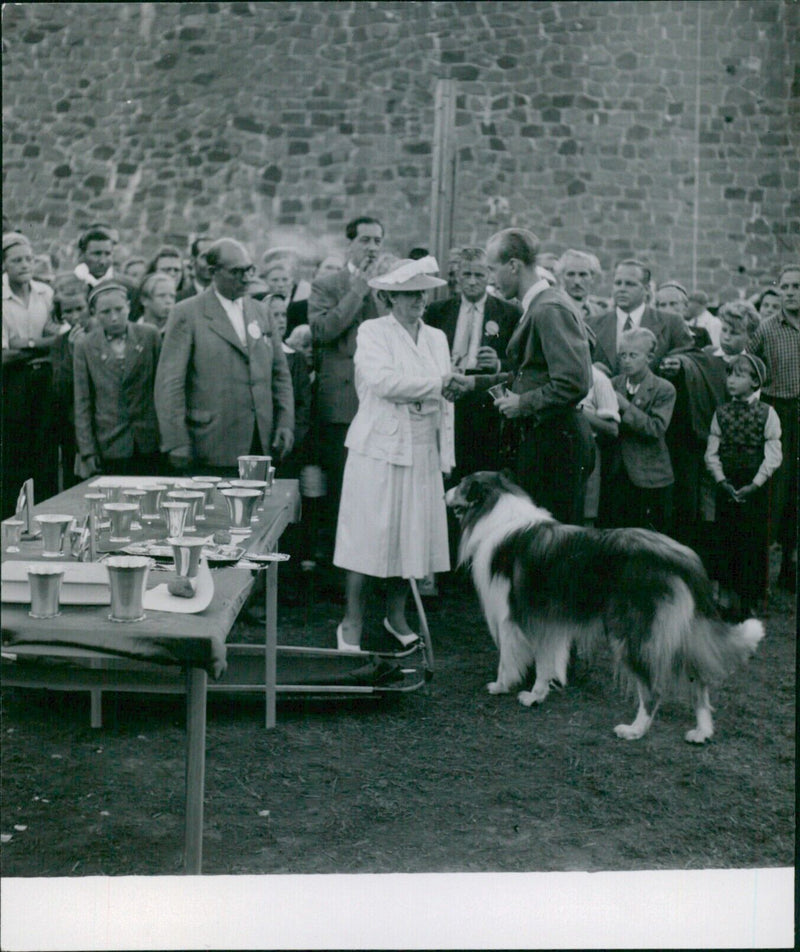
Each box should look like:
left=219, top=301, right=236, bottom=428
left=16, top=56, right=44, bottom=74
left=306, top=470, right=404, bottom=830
left=3, top=0, right=798, bottom=298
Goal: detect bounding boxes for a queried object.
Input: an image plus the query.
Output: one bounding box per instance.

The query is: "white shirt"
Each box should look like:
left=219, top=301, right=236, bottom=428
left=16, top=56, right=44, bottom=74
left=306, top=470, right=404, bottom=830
left=213, top=288, right=246, bottom=346
left=616, top=302, right=646, bottom=348
left=73, top=262, right=114, bottom=287
left=451, top=294, right=487, bottom=369
left=2, top=273, right=54, bottom=349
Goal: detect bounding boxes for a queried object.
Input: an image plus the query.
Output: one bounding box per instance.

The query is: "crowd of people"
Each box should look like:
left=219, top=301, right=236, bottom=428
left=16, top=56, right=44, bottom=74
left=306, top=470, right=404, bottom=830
left=2, top=216, right=797, bottom=640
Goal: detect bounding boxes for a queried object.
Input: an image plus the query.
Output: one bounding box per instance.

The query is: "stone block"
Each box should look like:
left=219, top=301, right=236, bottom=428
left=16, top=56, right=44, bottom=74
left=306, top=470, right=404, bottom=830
left=233, top=116, right=264, bottom=134
left=451, top=64, right=480, bottom=81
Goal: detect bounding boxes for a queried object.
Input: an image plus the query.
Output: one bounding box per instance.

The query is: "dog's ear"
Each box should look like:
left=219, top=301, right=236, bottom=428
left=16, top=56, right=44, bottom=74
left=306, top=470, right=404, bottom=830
left=465, top=477, right=486, bottom=504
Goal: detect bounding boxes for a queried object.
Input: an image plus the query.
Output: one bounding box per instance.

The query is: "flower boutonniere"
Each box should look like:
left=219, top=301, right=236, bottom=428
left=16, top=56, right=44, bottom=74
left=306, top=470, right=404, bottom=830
left=484, top=320, right=500, bottom=339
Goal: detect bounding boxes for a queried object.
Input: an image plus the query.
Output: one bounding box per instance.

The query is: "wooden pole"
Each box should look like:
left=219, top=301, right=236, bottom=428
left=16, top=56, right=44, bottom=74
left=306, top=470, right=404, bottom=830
left=429, top=79, right=457, bottom=300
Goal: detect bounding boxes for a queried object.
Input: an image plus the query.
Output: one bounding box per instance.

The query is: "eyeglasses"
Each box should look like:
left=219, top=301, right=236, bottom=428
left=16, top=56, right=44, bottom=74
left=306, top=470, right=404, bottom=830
left=222, top=264, right=256, bottom=279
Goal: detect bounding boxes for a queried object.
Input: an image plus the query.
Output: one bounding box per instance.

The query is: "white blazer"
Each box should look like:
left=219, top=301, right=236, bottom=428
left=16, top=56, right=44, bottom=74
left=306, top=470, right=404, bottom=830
left=345, top=315, right=455, bottom=472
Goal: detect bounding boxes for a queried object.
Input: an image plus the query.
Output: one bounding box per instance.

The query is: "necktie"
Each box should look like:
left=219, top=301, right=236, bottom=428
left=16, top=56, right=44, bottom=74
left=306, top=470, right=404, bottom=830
left=623, top=313, right=633, bottom=332
left=452, top=304, right=474, bottom=368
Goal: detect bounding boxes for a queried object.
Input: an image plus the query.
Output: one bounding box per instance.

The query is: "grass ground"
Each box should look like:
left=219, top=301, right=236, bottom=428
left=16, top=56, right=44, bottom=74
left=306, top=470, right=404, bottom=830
left=1, top=556, right=795, bottom=878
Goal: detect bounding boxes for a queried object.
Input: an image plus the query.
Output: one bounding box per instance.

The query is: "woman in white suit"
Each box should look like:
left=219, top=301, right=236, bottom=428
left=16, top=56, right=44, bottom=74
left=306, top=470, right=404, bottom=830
left=334, top=257, right=469, bottom=651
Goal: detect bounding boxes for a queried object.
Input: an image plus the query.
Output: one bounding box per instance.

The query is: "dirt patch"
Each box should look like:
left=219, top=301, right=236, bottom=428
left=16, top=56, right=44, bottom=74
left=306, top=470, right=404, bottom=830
left=1, top=560, right=795, bottom=876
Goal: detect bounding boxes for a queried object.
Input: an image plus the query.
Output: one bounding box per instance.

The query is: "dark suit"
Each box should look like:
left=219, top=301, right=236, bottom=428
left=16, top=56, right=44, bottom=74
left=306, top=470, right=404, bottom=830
left=424, top=293, right=520, bottom=476
left=587, top=305, right=693, bottom=376
left=51, top=327, right=84, bottom=487
left=73, top=322, right=161, bottom=471
left=154, top=288, right=294, bottom=469
left=176, top=280, right=206, bottom=303
left=308, top=267, right=380, bottom=552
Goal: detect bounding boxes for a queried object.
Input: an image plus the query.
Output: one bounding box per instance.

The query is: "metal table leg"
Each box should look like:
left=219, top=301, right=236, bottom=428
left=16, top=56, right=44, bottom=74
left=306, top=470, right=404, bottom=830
left=265, top=560, right=278, bottom=729
left=184, top=665, right=208, bottom=874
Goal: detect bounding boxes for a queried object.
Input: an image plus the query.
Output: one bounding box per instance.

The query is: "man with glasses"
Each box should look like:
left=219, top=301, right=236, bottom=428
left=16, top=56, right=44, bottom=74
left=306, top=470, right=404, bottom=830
left=155, top=238, right=294, bottom=475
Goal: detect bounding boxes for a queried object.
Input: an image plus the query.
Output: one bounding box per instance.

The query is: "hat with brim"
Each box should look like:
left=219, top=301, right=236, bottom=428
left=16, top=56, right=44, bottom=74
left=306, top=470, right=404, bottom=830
left=368, top=255, right=446, bottom=292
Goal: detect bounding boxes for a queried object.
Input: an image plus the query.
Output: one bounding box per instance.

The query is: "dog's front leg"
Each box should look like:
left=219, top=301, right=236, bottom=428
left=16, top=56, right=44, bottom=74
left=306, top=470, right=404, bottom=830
left=487, top=619, right=525, bottom=694
left=685, top=683, right=714, bottom=744
left=487, top=651, right=516, bottom=694
left=614, top=681, right=660, bottom=740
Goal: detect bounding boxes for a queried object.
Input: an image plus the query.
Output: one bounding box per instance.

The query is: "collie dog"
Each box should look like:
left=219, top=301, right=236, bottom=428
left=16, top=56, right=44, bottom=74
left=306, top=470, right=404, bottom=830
left=445, top=472, right=765, bottom=743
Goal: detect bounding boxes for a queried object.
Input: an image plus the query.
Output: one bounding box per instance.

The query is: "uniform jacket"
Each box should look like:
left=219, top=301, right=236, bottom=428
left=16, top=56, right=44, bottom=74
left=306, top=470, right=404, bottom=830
left=154, top=287, right=294, bottom=468
left=588, top=305, right=693, bottom=376
left=73, top=322, right=161, bottom=461
left=308, top=267, right=379, bottom=424
left=345, top=315, right=455, bottom=473
left=611, top=368, right=676, bottom=488
left=508, top=286, right=593, bottom=422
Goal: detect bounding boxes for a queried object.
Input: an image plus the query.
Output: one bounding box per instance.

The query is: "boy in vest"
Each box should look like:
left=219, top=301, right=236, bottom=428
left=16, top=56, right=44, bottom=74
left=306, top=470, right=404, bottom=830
left=705, top=354, right=782, bottom=619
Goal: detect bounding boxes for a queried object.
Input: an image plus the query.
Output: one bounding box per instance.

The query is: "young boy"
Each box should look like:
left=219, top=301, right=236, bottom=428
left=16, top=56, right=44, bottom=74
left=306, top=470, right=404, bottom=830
left=73, top=280, right=162, bottom=477
left=601, top=327, right=676, bottom=533
left=705, top=354, right=782, bottom=618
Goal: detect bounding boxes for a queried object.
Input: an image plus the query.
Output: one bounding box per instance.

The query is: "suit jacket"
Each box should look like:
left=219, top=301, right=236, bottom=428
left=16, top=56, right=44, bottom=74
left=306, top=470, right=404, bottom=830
left=508, top=286, right=593, bottom=422
left=73, top=322, right=161, bottom=461
left=423, top=293, right=520, bottom=370
left=154, top=287, right=294, bottom=468
left=345, top=315, right=455, bottom=472
left=424, top=293, right=520, bottom=473
left=588, top=305, right=693, bottom=376
left=285, top=348, right=311, bottom=453
left=610, top=369, right=676, bottom=487
left=308, top=267, right=379, bottom=424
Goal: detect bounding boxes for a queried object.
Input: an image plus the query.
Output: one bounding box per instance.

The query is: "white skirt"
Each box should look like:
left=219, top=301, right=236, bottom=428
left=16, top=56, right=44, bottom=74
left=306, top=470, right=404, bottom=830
left=334, top=413, right=450, bottom=579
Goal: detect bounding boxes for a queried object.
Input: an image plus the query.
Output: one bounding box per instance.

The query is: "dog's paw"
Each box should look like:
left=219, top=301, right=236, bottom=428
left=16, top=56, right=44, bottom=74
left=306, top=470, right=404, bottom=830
left=614, top=722, right=645, bottom=740
left=518, top=682, right=550, bottom=706
left=684, top=727, right=712, bottom=745
left=517, top=686, right=548, bottom=707
left=487, top=681, right=510, bottom=695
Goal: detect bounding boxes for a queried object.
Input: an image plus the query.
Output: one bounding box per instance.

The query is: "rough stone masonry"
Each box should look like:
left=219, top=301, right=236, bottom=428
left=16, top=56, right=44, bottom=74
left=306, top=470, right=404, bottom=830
left=2, top=0, right=798, bottom=298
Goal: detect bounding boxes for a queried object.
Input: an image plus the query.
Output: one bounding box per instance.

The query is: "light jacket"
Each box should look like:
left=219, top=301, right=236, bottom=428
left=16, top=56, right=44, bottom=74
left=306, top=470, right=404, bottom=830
left=345, top=315, right=455, bottom=472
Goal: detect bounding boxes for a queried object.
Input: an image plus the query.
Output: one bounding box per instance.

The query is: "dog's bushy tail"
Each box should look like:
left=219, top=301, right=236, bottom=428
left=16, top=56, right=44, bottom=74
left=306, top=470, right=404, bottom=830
left=731, top=618, right=766, bottom=654
left=689, top=616, right=766, bottom=686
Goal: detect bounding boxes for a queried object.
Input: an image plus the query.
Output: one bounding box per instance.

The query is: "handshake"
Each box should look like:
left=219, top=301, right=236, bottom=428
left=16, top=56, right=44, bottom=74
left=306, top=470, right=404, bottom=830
left=442, top=373, right=475, bottom=402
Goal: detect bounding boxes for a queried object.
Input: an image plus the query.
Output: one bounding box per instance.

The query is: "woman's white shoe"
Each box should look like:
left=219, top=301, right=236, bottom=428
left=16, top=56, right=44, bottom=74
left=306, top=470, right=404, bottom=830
left=383, top=617, right=420, bottom=649
left=336, top=623, right=362, bottom=653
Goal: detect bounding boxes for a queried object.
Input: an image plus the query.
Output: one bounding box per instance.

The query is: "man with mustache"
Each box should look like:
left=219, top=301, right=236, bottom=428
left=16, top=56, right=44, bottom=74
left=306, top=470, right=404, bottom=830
left=309, top=215, right=384, bottom=559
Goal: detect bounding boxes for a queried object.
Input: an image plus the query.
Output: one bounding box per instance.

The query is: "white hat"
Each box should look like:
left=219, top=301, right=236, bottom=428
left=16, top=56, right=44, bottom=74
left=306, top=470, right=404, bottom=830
left=368, top=255, right=446, bottom=291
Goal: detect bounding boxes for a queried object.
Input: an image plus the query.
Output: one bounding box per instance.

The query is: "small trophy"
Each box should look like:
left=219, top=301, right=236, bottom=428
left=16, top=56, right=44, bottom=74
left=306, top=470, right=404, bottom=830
left=16, top=479, right=40, bottom=540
